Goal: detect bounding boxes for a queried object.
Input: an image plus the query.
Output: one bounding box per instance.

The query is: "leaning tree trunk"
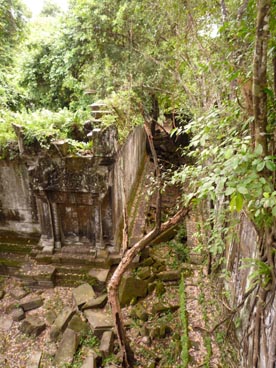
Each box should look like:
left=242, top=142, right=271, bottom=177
left=252, top=0, right=271, bottom=155
left=108, top=121, right=191, bottom=367
left=108, top=206, right=191, bottom=367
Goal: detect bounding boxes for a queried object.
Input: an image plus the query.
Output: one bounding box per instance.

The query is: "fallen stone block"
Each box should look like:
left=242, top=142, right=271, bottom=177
left=82, top=294, right=108, bottom=310
left=84, top=309, right=114, bottom=338
left=20, top=315, right=46, bottom=337
left=156, top=270, right=181, bottom=282
left=130, top=303, right=148, bottom=322
left=88, top=268, right=109, bottom=283
left=0, top=314, right=13, bottom=331
left=49, top=306, right=75, bottom=341
left=10, top=287, right=29, bottom=300
left=11, top=307, right=25, bottom=322
left=81, top=351, right=97, bottom=368
left=137, top=267, right=151, bottom=280
left=151, top=301, right=179, bottom=315
left=26, top=351, right=42, bottom=368
left=67, top=313, right=89, bottom=337
left=19, top=295, right=43, bottom=311
left=100, top=330, right=114, bottom=358
left=119, top=276, right=148, bottom=306
left=55, top=328, right=79, bottom=367
left=72, top=283, right=96, bottom=308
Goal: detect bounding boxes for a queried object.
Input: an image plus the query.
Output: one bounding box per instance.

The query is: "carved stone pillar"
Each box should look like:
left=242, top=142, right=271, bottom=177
left=36, top=191, right=55, bottom=250
left=94, top=197, right=104, bottom=250
left=51, top=202, right=61, bottom=249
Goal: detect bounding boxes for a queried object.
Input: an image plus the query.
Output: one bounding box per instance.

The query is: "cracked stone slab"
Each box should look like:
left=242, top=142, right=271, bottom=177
left=88, top=268, right=109, bottom=283
left=19, top=315, right=46, bottom=337
left=55, top=328, right=79, bottom=367
left=81, top=294, right=108, bottom=310
left=72, top=283, right=96, bottom=307
left=99, top=330, right=114, bottom=358
left=50, top=306, right=75, bottom=341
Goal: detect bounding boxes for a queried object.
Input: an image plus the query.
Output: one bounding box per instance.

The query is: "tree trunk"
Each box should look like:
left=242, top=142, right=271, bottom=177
left=252, top=0, right=271, bottom=155
left=150, top=94, right=159, bottom=137
left=108, top=206, right=191, bottom=367
left=108, top=121, right=191, bottom=367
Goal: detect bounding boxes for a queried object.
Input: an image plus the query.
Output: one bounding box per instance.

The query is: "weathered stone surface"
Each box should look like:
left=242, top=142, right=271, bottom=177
left=19, top=295, right=43, bottom=311
left=72, top=283, right=96, bottom=307
left=84, top=309, right=114, bottom=338
left=26, top=351, right=42, bottom=368
left=0, top=290, right=5, bottom=300
left=45, top=310, right=57, bottom=325
left=67, top=314, right=89, bottom=337
left=10, top=287, right=29, bottom=300
left=130, top=303, right=148, bottom=321
left=155, top=280, right=166, bottom=296
left=5, top=302, right=18, bottom=313
left=150, top=322, right=171, bottom=338
left=0, top=314, right=13, bottom=331
left=152, top=262, right=166, bottom=273
left=148, top=282, right=156, bottom=294
left=99, top=330, right=114, bottom=358
left=10, top=307, right=25, bottom=321
left=81, top=351, right=97, bottom=368
left=137, top=267, right=151, bottom=280
left=140, top=257, right=154, bottom=267
left=151, top=302, right=179, bottom=315
left=20, top=315, right=46, bottom=336
left=119, top=276, right=148, bottom=306
left=54, top=328, right=79, bottom=367
left=82, top=294, right=108, bottom=310
left=88, top=268, right=109, bottom=283
left=157, top=270, right=181, bottom=282
left=49, top=306, right=75, bottom=341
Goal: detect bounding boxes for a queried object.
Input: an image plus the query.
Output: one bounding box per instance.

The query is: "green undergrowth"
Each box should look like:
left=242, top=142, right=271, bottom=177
left=0, top=108, right=91, bottom=157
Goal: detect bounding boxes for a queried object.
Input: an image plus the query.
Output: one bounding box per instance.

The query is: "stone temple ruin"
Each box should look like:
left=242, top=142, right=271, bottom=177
left=0, top=103, right=146, bottom=286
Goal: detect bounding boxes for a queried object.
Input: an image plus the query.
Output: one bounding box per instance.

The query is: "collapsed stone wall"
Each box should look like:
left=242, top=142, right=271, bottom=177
left=0, top=159, right=40, bottom=237
left=0, top=124, right=146, bottom=255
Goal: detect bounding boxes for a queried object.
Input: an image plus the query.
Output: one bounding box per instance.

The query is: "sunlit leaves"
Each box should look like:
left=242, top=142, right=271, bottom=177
left=230, top=192, right=244, bottom=212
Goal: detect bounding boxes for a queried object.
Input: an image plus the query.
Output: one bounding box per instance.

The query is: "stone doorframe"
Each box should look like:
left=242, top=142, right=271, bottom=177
left=35, top=190, right=105, bottom=252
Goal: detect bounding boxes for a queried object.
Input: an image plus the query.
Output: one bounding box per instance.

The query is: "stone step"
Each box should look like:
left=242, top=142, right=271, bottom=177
left=16, top=263, right=56, bottom=288
left=0, top=242, right=33, bottom=255
left=0, top=253, right=28, bottom=276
